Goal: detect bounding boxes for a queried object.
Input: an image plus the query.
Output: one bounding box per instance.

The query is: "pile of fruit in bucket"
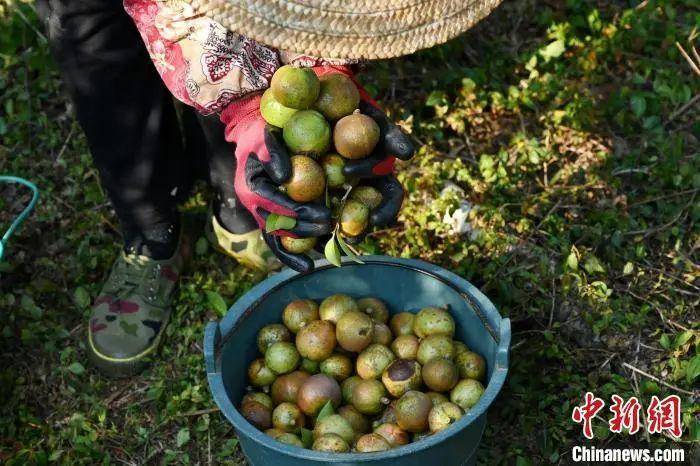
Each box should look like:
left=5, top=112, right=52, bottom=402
left=240, top=295, right=486, bottom=453
left=260, top=65, right=388, bottom=263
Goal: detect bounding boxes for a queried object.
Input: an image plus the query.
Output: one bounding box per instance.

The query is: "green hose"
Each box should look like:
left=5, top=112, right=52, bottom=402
left=0, top=176, right=39, bottom=262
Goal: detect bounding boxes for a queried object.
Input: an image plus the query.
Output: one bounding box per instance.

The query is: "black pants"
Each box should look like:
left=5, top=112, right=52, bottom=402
left=36, top=0, right=257, bottom=255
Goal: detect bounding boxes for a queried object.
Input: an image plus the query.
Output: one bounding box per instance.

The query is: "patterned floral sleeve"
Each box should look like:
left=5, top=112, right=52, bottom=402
left=123, top=0, right=357, bottom=115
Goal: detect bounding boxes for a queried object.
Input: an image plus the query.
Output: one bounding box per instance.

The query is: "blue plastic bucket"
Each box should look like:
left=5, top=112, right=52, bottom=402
left=204, top=256, right=510, bottom=465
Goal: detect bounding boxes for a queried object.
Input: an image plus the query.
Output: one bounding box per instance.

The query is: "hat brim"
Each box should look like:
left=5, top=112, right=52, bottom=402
left=190, top=0, right=504, bottom=59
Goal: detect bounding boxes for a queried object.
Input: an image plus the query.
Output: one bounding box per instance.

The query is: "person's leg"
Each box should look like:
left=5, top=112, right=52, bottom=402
left=37, top=0, right=186, bottom=259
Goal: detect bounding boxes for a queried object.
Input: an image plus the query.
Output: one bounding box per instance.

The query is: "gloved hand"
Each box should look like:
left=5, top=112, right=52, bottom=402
left=313, top=66, right=415, bottom=242
left=221, top=94, right=331, bottom=273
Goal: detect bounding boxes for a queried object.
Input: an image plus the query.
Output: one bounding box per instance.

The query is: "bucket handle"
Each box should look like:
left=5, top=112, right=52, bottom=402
left=0, top=176, right=39, bottom=262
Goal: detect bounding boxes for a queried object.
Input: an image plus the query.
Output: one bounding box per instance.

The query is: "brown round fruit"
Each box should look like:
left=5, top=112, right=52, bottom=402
left=349, top=186, right=383, bottom=210
left=352, top=379, right=389, bottom=415
left=374, top=423, right=410, bottom=447
left=416, top=335, right=455, bottom=366
left=338, top=405, right=370, bottom=434
left=313, top=73, right=360, bottom=121
left=271, top=371, right=310, bottom=405
left=413, top=306, right=455, bottom=338
left=248, top=358, right=276, bottom=387
left=391, top=335, right=420, bottom=360
left=265, top=341, right=300, bottom=374
left=312, top=433, right=350, bottom=452
left=313, top=414, right=355, bottom=444
left=336, top=310, right=374, bottom=352
left=339, top=200, right=370, bottom=237
left=356, top=344, right=396, bottom=380
left=241, top=400, right=272, bottom=430
left=297, top=374, right=342, bottom=416
left=334, top=113, right=380, bottom=160
left=319, top=353, right=353, bottom=381
left=296, top=320, right=336, bottom=361
left=390, top=312, right=415, bottom=337
left=422, top=358, right=459, bottom=393
left=270, top=65, right=320, bottom=110
left=372, top=322, right=393, bottom=346
left=455, top=350, right=486, bottom=381
left=356, top=297, right=389, bottom=323
left=395, top=390, right=432, bottom=433
left=355, top=433, right=391, bottom=452
left=282, top=299, right=319, bottom=333
left=320, top=153, right=346, bottom=189
left=381, top=359, right=422, bottom=398
left=428, top=402, right=463, bottom=433
left=450, top=379, right=485, bottom=410
left=272, top=402, right=305, bottom=433
left=281, top=236, right=317, bottom=254
left=283, top=155, right=326, bottom=202
left=242, top=392, right=273, bottom=410
left=257, top=323, right=292, bottom=354
left=283, top=110, right=331, bottom=155
left=319, top=294, right=359, bottom=324
left=341, top=375, right=362, bottom=405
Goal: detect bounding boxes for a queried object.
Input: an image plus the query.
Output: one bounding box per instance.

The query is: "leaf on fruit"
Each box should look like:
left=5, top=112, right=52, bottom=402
left=317, top=400, right=335, bottom=421
left=300, top=428, right=313, bottom=448
left=324, top=236, right=342, bottom=267
left=265, top=214, right=296, bottom=233
left=336, top=234, right=364, bottom=264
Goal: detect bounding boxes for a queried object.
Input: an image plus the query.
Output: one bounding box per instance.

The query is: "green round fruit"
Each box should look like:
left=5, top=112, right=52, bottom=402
left=334, top=112, right=380, bottom=160
left=319, top=294, right=359, bottom=324
left=422, top=358, right=459, bottom=393
left=297, top=374, right=342, bottom=416
left=372, top=322, right=393, bottom=346
left=272, top=402, right=305, bottom=433
left=283, top=110, right=330, bottom=155
left=282, top=299, right=319, bottom=333
left=320, top=153, right=346, bottom=189
left=338, top=405, right=370, bottom=435
left=374, top=423, right=410, bottom=447
left=339, top=200, right=370, bottom=237
left=313, top=414, right=355, bottom=444
left=350, top=186, right=383, bottom=210
left=260, top=88, right=298, bottom=127
left=265, top=342, right=300, bottom=374
left=355, top=433, right=391, bottom=452
left=276, top=432, right=304, bottom=447
left=296, top=320, right=337, bottom=361
left=248, top=358, right=276, bottom=387
left=271, top=371, right=310, bottom=405
left=391, top=335, right=419, bottom=360
left=356, top=344, right=395, bottom=380
left=381, top=359, right=422, bottom=398
left=270, top=65, right=320, bottom=109
left=352, top=379, right=389, bottom=415
left=395, top=390, right=432, bottom=433
left=455, top=350, right=486, bottom=381
left=312, top=433, right=349, bottom=452
left=313, top=73, right=360, bottom=120
left=341, top=375, right=362, bottom=404
left=319, top=353, right=354, bottom=381
left=242, top=392, right=273, bottom=410
left=283, top=155, right=326, bottom=202
left=356, top=297, right=389, bottom=323
left=389, top=312, right=415, bottom=337
left=454, top=341, right=470, bottom=357
left=241, top=400, right=272, bottom=430
left=257, top=323, right=292, bottom=354
left=416, top=335, right=455, bottom=366
left=428, top=402, right=463, bottom=433
left=336, top=310, right=374, bottom=352
left=413, top=307, right=455, bottom=338
left=425, top=391, right=450, bottom=407
left=281, top=236, right=317, bottom=254
left=450, top=379, right=485, bottom=410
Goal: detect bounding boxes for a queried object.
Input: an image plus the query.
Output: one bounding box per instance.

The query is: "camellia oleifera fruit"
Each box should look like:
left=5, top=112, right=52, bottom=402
left=319, top=294, right=359, bottom=324
left=281, top=236, right=317, bottom=254
left=339, top=200, right=370, bottom=237
left=283, top=155, right=326, bottom=203
left=283, top=110, right=331, bottom=156
left=313, top=73, right=360, bottom=121
left=336, top=310, right=374, bottom=353
left=260, top=88, right=298, bottom=127
left=282, top=299, right=319, bottom=333
left=296, top=320, right=337, bottom=361
left=297, top=374, right=342, bottom=416
left=270, top=65, right=320, bottom=109
left=334, top=112, right=380, bottom=160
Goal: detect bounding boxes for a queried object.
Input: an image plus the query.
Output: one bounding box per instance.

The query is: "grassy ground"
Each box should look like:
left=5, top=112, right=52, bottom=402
left=1, top=0, right=699, bottom=464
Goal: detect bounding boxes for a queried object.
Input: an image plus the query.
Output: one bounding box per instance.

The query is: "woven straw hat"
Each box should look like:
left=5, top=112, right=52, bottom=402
left=187, top=0, right=504, bottom=59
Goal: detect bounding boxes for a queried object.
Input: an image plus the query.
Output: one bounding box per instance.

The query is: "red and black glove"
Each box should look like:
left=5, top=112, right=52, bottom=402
left=221, top=94, right=331, bottom=273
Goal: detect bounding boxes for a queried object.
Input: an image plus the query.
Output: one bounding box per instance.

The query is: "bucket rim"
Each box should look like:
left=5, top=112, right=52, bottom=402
left=205, top=255, right=510, bottom=462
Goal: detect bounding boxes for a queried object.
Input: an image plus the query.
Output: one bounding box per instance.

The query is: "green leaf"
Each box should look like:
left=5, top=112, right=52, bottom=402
left=73, top=287, right=90, bottom=309
left=630, top=95, right=646, bottom=118
left=195, top=237, right=208, bottom=256
left=686, top=355, right=700, bottom=384
left=265, top=214, right=296, bottom=233
left=324, top=236, right=342, bottom=267
left=540, top=40, right=565, bottom=60
left=317, top=400, right=335, bottom=421
left=176, top=427, right=190, bottom=448
left=622, top=262, right=634, bottom=275
left=67, top=362, right=85, bottom=375
left=565, top=252, right=578, bottom=270
left=673, top=330, right=694, bottom=349
left=659, top=334, right=671, bottom=350
left=299, top=428, right=313, bottom=448
left=205, top=291, right=228, bottom=317
left=583, top=256, right=605, bottom=275
left=336, top=235, right=364, bottom=264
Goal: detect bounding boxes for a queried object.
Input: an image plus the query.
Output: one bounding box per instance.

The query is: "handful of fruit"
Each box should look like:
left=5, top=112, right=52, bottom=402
left=241, top=295, right=487, bottom=453
left=260, top=65, right=392, bottom=264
